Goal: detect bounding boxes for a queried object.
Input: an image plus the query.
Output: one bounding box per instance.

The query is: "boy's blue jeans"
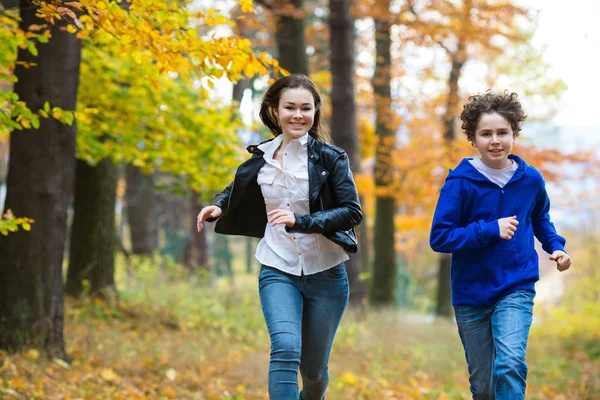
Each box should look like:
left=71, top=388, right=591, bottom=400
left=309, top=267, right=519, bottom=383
left=454, top=290, right=535, bottom=400
left=258, top=264, right=349, bottom=400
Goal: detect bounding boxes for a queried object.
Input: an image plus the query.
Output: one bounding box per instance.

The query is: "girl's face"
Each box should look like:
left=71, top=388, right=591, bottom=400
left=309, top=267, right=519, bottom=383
left=275, top=88, right=315, bottom=141
left=473, top=112, right=516, bottom=169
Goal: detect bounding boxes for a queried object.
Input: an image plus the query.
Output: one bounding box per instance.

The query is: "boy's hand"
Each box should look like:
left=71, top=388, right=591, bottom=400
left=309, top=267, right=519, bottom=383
left=498, top=215, right=519, bottom=240
left=549, top=250, right=572, bottom=272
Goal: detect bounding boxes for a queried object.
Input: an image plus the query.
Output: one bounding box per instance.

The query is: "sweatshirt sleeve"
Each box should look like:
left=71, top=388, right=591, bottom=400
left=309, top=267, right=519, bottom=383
left=531, top=177, right=566, bottom=254
left=429, top=186, right=499, bottom=253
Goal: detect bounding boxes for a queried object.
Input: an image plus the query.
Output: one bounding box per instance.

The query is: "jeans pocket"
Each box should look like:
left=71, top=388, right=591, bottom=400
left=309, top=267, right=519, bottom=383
left=326, top=264, right=347, bottom=278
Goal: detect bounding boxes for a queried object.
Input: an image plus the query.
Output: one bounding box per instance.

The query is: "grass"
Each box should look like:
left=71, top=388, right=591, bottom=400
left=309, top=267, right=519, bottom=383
left=0, top=254, right=598, bottom=399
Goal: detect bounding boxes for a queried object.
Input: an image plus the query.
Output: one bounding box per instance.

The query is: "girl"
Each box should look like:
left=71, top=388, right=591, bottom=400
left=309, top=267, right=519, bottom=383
left=196, top=74, right=362, bottom=399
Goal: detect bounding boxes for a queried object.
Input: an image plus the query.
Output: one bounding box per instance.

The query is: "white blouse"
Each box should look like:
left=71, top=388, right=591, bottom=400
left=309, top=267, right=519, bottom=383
left=254, top=134, right=349, bottom=276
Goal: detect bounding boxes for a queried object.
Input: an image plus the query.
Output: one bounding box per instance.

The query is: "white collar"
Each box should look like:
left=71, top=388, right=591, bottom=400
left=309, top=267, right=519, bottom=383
left=257, top=133, right=309, bottom=154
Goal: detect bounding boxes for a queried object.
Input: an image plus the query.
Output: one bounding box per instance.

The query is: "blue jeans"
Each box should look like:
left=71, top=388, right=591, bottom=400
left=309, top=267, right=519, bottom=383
left=258, top=264, right=349, bottom=400
left=454, top=290, right=535, bottom=400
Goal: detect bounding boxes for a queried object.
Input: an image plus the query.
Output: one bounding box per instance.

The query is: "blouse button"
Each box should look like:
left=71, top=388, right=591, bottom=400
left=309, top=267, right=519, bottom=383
left=321, top=171, right=326, bottom=176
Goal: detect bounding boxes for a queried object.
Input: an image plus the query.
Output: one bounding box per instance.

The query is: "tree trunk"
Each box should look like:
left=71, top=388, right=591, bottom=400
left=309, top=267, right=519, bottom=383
left=369, top=12, right=396, bottom=306
left=276, top=0, right=308, bottom=74
left=0, top=2, right=81, bottom=358
left=125, top=164, right=158, bottom=254
left=435, top=40, right=466, bottom=318
left=329, top=0, right=366, bottom=306
left=66, top=159, right=118, bottom=298
left=180, top=192, right=209, bottom=270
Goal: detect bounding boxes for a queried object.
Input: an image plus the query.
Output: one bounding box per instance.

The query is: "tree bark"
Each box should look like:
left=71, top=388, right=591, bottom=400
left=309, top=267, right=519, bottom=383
left=66, top=159, right=118, bottom=298
left=0, top=1, right=81, bottom=358
left=125, top=164, right=158, bottom=254
left=369, top=13, right=396, bottom=306
left=276, top=0, right=308, bottom=74
left=329, top=0, right=366, bottom=306
left=435, top=39, right=466, bottom=318
left=180, top=192, right=209, bottom=270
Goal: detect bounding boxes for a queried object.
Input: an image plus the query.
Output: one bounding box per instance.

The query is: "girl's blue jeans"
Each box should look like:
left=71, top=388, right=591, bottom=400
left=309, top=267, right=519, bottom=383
left=454, top=289, right=535, bottom=400
left=258, top=264, right=349, bottom=400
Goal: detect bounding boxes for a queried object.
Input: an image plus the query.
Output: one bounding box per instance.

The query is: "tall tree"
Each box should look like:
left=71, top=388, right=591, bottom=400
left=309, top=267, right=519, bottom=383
left=435, top=37, right=467, bottom=317
left=125, top=164, right=158, bottom=254
left=0, top=1, right=81, bottom=357
left=369, top=2, right=397, bottom=306
left=256, top=0, right=308, bottom=74
left=180, top=191, right=210, bottom=270
left=276, top=0, right=308, bottom=74
left=329, top=0, right=367, bottom=306
left=66, top=159, right=118, bottom=298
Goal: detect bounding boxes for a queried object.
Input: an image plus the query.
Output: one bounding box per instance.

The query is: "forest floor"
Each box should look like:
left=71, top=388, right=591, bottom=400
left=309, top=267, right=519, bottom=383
left=1, top=256, right=598, bottom=399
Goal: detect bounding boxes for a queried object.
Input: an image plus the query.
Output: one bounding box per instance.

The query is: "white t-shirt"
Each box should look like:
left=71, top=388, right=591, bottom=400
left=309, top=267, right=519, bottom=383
left=468, top=157, right=518, bottom=188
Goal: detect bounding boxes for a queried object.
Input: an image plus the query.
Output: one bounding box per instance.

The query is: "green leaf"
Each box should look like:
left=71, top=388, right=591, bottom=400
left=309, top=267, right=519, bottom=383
left=27, top=42, right=38, bottom=57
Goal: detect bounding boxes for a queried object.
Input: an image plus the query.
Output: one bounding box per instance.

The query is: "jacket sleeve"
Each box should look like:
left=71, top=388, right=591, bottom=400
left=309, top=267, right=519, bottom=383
left=531, top=178, right=566, bottom=254
left=429, top=186, right=499, bottom=253
left=287, top=152, right=362, bottom=234
left=206, top=181, right=233, bottom=222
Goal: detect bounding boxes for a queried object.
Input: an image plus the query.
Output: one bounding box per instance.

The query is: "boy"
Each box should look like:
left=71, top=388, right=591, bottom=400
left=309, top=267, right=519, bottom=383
left=429, top=91, right=572, bottom=400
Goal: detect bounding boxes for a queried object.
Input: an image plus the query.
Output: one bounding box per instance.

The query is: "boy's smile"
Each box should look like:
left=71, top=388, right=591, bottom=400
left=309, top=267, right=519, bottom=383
left=474, top=112, right=515, bottom=169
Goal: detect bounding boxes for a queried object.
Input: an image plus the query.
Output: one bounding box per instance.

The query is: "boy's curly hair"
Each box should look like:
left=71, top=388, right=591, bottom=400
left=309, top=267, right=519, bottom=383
left=459, top=90, right=527, bottom=143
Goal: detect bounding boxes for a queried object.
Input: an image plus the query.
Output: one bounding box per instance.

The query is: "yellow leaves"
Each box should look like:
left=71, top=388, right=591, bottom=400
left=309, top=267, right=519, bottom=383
left=239, top=0, right=254, bottom=13
left=25, top=349, right=40, bottom=360
left=53, top=358, right=70, bottom=369
left=162, top=386, right=176, bottom=398
left=339, top=372, right=359, bottom=385
left=0, top=209, right=34, bottom=236
left=101, top=368, right=119, bottom=382
left=27, top=24, right=48, bottom=32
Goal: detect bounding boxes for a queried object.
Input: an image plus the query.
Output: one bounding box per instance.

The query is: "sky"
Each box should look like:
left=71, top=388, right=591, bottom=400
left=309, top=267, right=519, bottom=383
left=524, top=0, right=600, bottom=126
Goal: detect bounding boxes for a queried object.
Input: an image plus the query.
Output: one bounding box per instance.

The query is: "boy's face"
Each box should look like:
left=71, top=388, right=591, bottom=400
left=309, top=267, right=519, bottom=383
left=473, top=112, right=515, bottom=169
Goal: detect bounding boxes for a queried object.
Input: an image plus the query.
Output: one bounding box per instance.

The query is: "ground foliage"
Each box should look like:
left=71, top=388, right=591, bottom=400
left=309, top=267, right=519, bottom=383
left=0, top=254, right=597, bottom=400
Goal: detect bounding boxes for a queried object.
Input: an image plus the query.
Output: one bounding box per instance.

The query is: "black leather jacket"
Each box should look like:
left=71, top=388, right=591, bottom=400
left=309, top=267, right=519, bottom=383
left=207, top=135, right=362, bottom=253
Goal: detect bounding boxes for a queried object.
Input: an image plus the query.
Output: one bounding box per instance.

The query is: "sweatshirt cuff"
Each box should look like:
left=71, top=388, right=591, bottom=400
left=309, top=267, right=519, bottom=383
left=549, top=241, right=566, bottom=254
left=477, top=220, right=499, bottom=246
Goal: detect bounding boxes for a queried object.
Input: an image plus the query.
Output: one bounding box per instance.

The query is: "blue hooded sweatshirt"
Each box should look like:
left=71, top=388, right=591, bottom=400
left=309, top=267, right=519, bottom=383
left=430, top=154, right=566, bottom=307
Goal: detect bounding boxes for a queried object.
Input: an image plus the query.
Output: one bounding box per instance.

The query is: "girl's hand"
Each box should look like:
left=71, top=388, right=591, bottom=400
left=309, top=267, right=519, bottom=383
left=267, top=209, right=296, bottom=228
left=549, top=250, right=572, bottom=272
left=197, top=206, right=222, bottom=232
left=498, top=215, right=519, bottom=240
